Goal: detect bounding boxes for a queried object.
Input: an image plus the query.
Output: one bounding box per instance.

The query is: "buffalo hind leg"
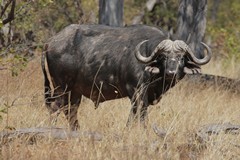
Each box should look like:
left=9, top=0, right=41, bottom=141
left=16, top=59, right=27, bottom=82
left=63, top=92, right=81, bottom=131
left=48, top=88, right=66, bottom=125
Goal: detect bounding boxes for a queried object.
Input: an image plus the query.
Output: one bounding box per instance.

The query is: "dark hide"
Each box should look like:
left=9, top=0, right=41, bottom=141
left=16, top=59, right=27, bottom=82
left=41, top=24, right=208, bottom=130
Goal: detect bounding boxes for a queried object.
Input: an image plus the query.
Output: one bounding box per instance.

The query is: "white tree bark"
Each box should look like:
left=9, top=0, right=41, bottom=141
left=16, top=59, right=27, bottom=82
left=99, top=0, right=124, bottom=27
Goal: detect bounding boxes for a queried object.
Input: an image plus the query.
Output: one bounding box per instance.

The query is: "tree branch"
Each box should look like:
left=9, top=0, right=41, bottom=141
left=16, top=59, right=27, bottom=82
left=74, top=0, right=84, bottom=21
left=0, top=0, right=12, bottom=18
left=2, top=0, right=16, bottom=25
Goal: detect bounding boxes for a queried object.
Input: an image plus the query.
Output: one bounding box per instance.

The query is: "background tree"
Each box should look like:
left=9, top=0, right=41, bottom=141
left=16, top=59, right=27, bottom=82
left=99, top=0, right=124, bottom=26
left=211, top=0, right=221, bottom=22
left=0, top=0, right=240, bottom=70
left=0, top=0, right=16, bottom=48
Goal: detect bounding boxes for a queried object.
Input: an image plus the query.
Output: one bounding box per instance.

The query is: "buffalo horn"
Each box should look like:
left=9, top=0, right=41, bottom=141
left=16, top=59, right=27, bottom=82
left=135, top=39, right=173, bottom=64
left=185, top=42, right=212, bottom=65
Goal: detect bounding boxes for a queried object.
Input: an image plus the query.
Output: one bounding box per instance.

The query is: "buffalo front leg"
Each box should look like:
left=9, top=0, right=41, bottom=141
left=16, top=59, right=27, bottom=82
left=63, top=92, right=81, bottom=131
left=126, top=93, right=148, bottom=127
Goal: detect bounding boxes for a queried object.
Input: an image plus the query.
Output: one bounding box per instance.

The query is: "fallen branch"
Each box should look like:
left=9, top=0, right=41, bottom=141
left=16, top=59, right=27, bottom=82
left=152, top=123, right=240, bottom=160
left=196, top=123, right=240, bottom=143
left=184, top=74, right=240, bottom=94
left=152, top=123, right=167, bottom=139
left=0, top=127, right=103, bottom=145
left=0, top=67, right=8, bottom=70
left=152, top=122, right=240, bottom=143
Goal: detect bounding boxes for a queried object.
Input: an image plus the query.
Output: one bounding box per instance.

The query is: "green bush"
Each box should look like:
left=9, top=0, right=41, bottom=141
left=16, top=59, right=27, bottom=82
left=208, top=0, right=240, bottom=62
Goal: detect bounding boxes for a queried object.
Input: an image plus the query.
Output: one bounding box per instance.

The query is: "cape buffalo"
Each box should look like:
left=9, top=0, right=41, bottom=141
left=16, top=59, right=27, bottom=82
left=41, top=24, right=211, bottom=130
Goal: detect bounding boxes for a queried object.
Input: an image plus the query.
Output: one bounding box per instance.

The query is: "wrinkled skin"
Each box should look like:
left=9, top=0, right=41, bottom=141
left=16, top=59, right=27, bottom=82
left=41, top=24, right=210, bottom=130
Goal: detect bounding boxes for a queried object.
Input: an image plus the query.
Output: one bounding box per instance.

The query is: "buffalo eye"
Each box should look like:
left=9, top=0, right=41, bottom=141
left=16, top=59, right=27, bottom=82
left=157, top=56, right=167, bottom=62
left=178, top=57, right=185, bottom=66
left=181, top=57, right=185, bottom=62
left=162, top=56, right=167, bottom=61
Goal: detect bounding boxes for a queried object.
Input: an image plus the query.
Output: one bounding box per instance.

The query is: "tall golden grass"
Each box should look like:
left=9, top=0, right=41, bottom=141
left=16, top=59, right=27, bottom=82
left=0, top=55, right=240, bottom=159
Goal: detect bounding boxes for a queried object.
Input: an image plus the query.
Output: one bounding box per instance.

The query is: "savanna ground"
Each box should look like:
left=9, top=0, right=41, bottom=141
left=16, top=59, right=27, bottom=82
left=0, top=53, right=240, bottom=160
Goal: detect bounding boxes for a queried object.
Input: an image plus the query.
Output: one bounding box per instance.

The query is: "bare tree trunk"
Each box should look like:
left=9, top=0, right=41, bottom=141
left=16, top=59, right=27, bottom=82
left=74, top=0, right=84, bottom=23
left=99, top=0, right=124, bottom=27
left=176, top=0, right=207, bottom=58
left=211, top=0, right=221, bottom=22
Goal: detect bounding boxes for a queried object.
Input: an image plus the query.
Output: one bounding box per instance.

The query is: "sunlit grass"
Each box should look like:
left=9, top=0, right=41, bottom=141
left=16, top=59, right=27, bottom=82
left=0, top=56, right=240, bottom=159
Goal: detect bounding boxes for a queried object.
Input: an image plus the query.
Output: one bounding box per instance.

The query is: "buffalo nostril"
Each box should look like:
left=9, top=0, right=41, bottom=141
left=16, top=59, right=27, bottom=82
left=170, top=58, right=177, bottom=61
left=167, top=70, right=176, bottom=74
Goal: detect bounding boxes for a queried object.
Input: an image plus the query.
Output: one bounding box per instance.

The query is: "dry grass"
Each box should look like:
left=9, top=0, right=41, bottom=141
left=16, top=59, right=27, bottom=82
left=0, top=56, right=240, bottom=160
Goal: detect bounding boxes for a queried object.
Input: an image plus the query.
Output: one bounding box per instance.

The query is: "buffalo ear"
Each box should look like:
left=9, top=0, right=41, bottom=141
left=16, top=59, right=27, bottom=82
left=145, top=66, right=160, bottom=74
left=184, top=61, right=201, bottom=74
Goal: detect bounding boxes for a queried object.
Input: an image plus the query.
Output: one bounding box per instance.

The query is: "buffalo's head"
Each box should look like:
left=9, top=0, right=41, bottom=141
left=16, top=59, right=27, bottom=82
left=135, top=39, right=212, bottom=79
